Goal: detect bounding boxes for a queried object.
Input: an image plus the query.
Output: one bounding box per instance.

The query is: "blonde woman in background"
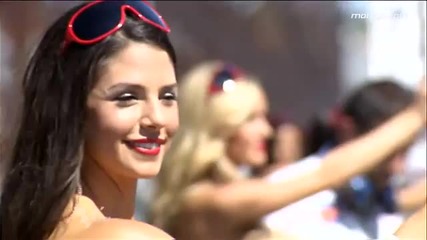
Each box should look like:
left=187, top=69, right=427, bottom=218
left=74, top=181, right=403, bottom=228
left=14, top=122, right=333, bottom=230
left=151, top=61, right=426, bottom=240
left=254, top=114, right=305, bottom=177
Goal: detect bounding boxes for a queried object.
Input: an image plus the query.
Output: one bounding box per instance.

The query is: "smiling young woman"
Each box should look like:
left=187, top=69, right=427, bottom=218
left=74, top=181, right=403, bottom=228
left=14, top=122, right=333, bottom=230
left=0, top=1, right=178, bottom=240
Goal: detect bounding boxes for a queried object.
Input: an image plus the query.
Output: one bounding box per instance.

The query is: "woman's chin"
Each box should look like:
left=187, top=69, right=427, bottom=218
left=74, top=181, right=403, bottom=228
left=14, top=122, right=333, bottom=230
left=133, top=165, right=162, bottom=179
left=127, top=155, right=163, bottom=179
left=249, top=156, right=268, bottom=167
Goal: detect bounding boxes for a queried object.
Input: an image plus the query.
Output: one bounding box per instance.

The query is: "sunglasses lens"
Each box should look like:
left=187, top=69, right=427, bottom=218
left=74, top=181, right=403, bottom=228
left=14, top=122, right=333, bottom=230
left=72, top=1, right=167, bottom=41
left=209, top=64, right=245, bottom=95
left=129, top=1, right=168, bottom=28
left=73, top=2, right=123, bottom=41
left=214, top=71, right=233, bottom=89
left=212, top=66, right=242, bottom=93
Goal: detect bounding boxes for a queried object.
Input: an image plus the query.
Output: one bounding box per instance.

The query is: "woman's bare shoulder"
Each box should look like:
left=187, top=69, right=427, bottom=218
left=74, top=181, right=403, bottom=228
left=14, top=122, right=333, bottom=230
left=64, top=218, right=173, bottom=240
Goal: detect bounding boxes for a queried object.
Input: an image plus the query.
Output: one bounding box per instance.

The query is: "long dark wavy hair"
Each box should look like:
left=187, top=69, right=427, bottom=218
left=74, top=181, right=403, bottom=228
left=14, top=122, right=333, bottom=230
left=0, top=2, right=176, bottom=240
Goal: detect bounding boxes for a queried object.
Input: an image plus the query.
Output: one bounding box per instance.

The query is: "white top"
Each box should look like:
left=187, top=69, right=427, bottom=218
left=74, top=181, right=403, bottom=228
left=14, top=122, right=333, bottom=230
left=261, top=155, right=350, bottom=239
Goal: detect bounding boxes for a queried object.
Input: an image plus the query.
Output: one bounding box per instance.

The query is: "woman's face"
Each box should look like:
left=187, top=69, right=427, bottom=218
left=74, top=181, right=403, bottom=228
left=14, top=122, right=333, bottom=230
left=226, top=89, right=272, bottom=167
left=274, top=123, right=304, bottom=165
left=84, top=42, right=178, bottom=179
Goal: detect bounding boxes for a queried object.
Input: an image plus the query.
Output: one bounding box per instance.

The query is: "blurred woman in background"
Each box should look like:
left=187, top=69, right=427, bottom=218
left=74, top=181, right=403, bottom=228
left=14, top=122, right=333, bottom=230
left=263, top=79, right=426, bottom=239
left=254, top=114, right=305, bottom=177
left=151, top=61, right=426, bottom=240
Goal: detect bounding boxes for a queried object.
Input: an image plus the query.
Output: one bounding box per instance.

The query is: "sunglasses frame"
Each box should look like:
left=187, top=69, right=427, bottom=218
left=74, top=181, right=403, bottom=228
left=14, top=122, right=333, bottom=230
left=63, top=0, right=170, bottom=50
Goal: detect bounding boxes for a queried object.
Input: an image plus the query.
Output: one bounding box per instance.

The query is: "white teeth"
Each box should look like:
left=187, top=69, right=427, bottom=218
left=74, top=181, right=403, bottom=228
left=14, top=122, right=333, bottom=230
left=134, top=143, right=159, bottom=149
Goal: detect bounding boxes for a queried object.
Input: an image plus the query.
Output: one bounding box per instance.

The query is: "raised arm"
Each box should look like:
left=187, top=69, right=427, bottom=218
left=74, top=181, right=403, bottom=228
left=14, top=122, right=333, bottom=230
left=186, top=81, right=426, bottom=226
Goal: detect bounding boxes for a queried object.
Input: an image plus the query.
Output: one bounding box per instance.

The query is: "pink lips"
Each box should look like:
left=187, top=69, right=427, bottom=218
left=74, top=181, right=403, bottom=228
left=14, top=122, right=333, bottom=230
left=127, top=138, right=167, bottom=156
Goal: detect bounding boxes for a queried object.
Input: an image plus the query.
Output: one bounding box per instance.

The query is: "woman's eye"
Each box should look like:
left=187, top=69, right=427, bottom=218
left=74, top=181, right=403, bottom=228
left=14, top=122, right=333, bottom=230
left=162, top=92, right=177, bottom=101
left=115, top=93, right=137, bottom=102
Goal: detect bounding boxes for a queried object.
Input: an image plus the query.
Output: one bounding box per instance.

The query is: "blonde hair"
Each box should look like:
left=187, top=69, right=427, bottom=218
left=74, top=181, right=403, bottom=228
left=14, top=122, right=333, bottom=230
left=150, top=60, right=266, bottom=230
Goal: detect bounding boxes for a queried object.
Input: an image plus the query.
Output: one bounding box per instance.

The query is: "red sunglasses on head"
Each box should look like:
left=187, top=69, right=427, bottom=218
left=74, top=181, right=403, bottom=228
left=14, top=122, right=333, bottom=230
left=208, top=63, right=246, bottom=96
left=62, top=0, right=170, bottom=51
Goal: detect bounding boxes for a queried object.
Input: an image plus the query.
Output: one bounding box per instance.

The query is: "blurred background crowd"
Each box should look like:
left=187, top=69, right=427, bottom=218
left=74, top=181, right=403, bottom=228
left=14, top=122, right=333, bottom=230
left=0, top=1, right=425, bottom=240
